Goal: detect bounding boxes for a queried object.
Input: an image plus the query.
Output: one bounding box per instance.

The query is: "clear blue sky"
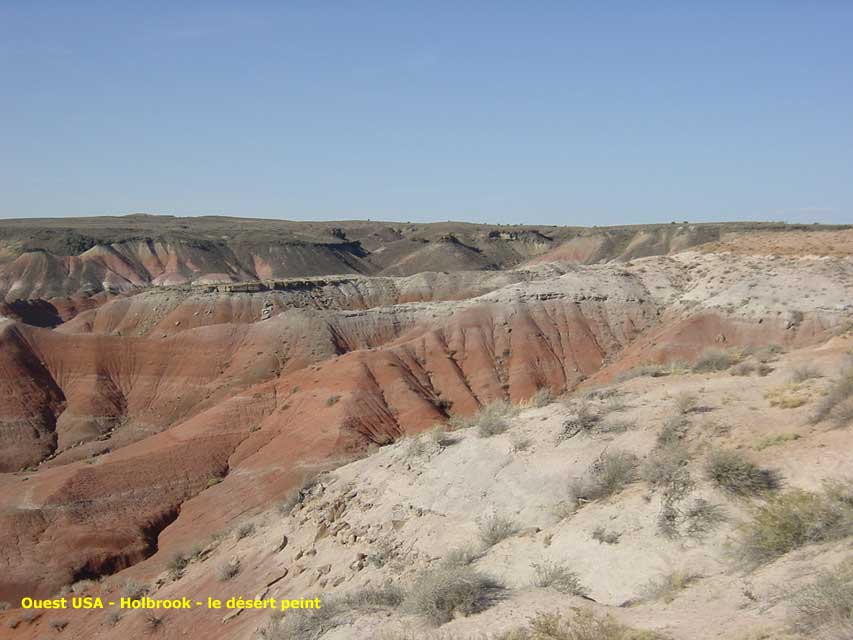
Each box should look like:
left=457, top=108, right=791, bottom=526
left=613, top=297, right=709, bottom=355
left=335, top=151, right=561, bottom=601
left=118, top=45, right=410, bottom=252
left=1, top=2, right=851, bottom=225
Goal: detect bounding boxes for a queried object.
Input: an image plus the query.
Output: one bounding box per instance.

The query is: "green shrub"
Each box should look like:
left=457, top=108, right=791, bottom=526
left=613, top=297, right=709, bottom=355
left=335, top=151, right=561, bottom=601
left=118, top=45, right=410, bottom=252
left=736, top=481, right=853, bottom=565
left=704, top=450, right=782, bottom=497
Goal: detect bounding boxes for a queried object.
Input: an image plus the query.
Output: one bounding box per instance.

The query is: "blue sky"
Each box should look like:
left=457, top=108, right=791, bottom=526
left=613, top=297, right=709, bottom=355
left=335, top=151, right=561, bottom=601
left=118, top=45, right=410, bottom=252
left=1, top=2, right=851, bottom=225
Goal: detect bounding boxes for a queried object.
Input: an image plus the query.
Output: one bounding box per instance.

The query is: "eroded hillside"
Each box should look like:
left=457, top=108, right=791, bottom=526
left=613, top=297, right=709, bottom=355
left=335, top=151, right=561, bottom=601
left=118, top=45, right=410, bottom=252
left=0, top=223, right=851, bottom=639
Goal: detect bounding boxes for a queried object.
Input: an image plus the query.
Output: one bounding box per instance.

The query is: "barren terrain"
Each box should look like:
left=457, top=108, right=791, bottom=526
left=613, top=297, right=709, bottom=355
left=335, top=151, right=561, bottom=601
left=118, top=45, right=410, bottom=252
left=0, top=218, right=851, bottom=640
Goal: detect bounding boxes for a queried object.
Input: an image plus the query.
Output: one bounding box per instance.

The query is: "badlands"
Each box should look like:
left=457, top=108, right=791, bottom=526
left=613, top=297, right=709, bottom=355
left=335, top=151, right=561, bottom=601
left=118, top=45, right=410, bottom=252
left=0, top=216, right=851, bottom=640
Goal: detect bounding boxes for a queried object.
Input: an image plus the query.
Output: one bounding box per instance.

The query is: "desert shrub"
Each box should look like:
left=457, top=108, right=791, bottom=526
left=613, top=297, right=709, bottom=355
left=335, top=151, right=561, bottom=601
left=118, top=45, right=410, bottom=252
left=674, top=391, right=698, bottom=414
left=441, top=546, right=481, bottom=569
left=730, top=361, right=756, bottom=376
left=278, top=475, right=321, bottom=515
left=478, top=514, right=519, bottom=548
left=791, top=365, right=822, bottom=383
left=736, top=481, right=853, bottom=565
left=510, top=433, right=532, bottom=452
left=530, top=388, right=555, bottom=408
left=592, top=526, right=621, bottom=545
left=429, top=426, right=458, bottom=447
left=789, top=557, right=853, bottom=635
left=266, top=583, right=405, bottom=640
left=526, top=609, right=669, bottom=640
left=450, top=401, right=518, bottom=437
left=531, top=561, right=587, bottom=595
left=683, top=498, right=727, bottom=539
left=812, top=367, right=853, bottom=427
left=693, top=348, right=737, bottom=373
left=614, top=361, right=689, bottom=382
left=236, top=522, right=255, bottom=539
left=598, top=418, right=634, bottom=434
left=757, top=363, right=774, bottom=377
left=342, top=583, right=406, bottom=610
left=569, top=451, right=638, bottom=505
left=166, top=551, right=188, bottom=577
left=753, top=432, right=801, bottom=450
left=49, top=619, right=69, bottom=631
left=405, top=436, right=428, bottom=459
left=216, top=559, right=240, bottom=581
left=552, top=501, right=576, bottom=521
left=559, top=402, right=599, bottom=439
left=765, top=384, right=809, bottom=408
left=325, top=395, right=341, bottom=406
left=404, top=566, right=503, bottom=626
left=656, top=415, right=689, bottom=447
left=704, top=450, right=782, bottom=497
left=122, top=580, right=148, bottom=600
left=641, top=442, right=691, bottom=493
left=642, top=571, right=701, bottom=603
left=143, top=611, right=164, bottom=632
left=104, top=611, right=122, bottom=626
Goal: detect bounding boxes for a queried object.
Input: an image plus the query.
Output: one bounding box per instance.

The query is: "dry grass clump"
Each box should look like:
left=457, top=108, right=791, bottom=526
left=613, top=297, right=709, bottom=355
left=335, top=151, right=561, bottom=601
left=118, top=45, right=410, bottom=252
left=529, top=388, right=555, bottom=408
left=404, top=566, right=503, bottom=626
left=429, top=425, right=459, bottom=448
left=441, top=546, right=482, bottom=569
left=478, top=514, right=520, bottom=548
left=704, top=450, right=782, bottom=497
left=450, top=401, right=518, bottom=438
left=614, top=361, right=689, bottom=382
left=143, top=611, right=164, bottom=633
left=736, top=481, right=853, bottom=565
left=592, top=526, right=621, bottom=545
left=166, top=551, right=189, bottom=578
left=789, top=557, right=853, bottom=637
left=765, top=384, right=809, bottom=409
left=261, top=584, right=403, bottom=640
left=730, top=361, right=756, bottom=376
left=656, top=415, right=690, bottom=447
left=559, top=403, right=600, bottom=439
left=791, top=365, right=822, bottom=383
left=48, top=619, right=69, bottom=631
left=673, top=391, right=698, bottom=415
left=642, top=571, right=702, bottom=603
left=278, top=475, right=321, bottom=515
left=122, top=579, right=148, bottom=600
left=523, top=609, right=670, bottom=640
left=510, top=432, right=532, bottom=452
left=531, top=561, right=587, bottom=595
left=216, top=559, right=241, bottom=581
left=692, top=348, right=738, bottom=373
left=811, top=367, right=853, bottom=427
left=570, top=451, right=638, bottom=505
left=753, top=432, right=801, bottom=451
left=235, top=522, right=256, bottom=539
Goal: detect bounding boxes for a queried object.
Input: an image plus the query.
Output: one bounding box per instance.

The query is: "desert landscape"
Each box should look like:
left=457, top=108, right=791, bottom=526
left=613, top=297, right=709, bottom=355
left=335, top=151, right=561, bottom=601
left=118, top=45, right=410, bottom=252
left=0, top=217, right=850, bottom=639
